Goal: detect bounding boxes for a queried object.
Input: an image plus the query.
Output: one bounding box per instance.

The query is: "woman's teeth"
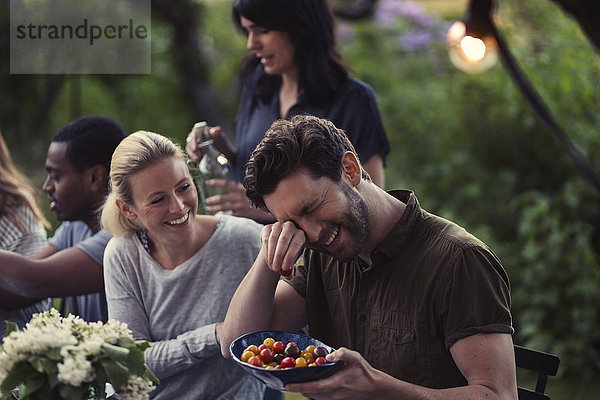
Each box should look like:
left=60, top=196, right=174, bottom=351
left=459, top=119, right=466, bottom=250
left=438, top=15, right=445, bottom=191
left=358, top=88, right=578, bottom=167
left=324, top=226, right=339, bottom=246
left=166, top=211, right=189, bottom=226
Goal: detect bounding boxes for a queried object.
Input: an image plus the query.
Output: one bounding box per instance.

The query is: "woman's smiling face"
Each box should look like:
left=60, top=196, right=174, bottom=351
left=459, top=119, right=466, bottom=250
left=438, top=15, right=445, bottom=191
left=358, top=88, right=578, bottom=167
left=126, top=156, right=198, bottom=241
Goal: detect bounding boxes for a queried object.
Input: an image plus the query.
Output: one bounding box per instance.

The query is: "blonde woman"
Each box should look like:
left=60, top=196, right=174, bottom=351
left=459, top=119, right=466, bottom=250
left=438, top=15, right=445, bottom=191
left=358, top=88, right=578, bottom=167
left=0, top=131, right=50, bottom=336
left=101, top=131, right=265, bottom=399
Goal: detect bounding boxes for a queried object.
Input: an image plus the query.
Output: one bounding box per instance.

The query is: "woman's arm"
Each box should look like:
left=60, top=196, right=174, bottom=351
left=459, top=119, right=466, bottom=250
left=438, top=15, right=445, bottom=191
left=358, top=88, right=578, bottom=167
left=107, top=284, right=223, bottom=380
left=143, top=323, right=223, bottom=379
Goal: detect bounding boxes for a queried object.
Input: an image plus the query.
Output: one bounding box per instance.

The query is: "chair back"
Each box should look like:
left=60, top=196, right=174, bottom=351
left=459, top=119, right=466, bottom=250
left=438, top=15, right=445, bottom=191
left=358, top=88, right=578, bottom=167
left=514, top=344, right=560, bottom=400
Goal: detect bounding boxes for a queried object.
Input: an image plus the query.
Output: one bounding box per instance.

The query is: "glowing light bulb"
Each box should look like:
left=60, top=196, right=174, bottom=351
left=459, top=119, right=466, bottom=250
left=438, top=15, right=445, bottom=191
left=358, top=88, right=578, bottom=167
left=460, top=36, right=486, bottom=61
left=446, top=21, right=498, bottom=74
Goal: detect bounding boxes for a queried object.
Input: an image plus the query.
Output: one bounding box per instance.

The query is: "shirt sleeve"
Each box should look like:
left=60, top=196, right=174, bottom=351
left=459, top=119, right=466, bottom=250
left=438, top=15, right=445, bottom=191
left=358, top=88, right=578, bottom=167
left=328, top=79, right=390, bottom=166
left=142, top=324, right=220, bottom=380
left=75, top=229, right=112, bottom=266
left=283, top=249, right=310, bottom=299
left=442, top=245, right=514, bottom=349
left=48, top=222, right=71, bottom=251
left=12, top=233, right=47, bottom=257
left=49, top=221, right=92, bottom=251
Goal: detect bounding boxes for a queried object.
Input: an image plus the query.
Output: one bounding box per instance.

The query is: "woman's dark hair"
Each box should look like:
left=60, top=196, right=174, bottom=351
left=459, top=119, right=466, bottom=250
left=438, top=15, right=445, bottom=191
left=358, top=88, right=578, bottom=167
left=244, top=114, right=369, bottom=212
left=233, top=0, right=349, bottom=104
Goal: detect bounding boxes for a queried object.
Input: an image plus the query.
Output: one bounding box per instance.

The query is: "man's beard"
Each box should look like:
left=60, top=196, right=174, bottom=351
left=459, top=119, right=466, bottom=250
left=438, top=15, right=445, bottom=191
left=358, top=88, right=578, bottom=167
left=308, top=182, right=369, bottom=263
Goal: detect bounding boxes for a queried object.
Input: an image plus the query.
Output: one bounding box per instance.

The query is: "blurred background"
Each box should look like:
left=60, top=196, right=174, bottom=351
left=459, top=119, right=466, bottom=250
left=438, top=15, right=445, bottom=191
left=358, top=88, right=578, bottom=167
left=1, top=0, right=599, bottom=398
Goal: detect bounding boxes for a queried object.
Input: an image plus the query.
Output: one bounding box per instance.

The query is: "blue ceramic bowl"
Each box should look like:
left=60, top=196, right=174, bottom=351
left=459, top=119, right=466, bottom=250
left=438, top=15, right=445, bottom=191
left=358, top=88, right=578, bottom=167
left=230, top=330, right=344, bottom=391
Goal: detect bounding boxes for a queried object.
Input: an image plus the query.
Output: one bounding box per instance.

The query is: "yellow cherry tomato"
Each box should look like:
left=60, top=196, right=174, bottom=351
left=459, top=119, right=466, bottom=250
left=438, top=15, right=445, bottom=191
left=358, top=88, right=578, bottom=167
left=263, top=337, right=276, bottom=349
left=303, top=352, right=315, bottom=364
left=241, top=350, right=255, bottom=362
left=245, top=345, right=258, bottom=354
left=304, top=345, right=316, bottom=354
left=295, top=356, right=308, bottom=367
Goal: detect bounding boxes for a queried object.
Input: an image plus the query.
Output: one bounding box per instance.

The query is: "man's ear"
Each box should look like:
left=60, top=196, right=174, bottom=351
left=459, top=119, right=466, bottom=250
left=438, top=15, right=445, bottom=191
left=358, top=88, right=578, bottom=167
left=341, top=152, right=362, bottom=187
left=116, top=199, right=137, bottom=221
left=89, top=165, right=108, bottom=192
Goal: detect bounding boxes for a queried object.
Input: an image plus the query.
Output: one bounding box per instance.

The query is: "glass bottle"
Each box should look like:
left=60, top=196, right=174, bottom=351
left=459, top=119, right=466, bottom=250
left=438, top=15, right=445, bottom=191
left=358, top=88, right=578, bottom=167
left=191, top=122, right=231, bottom=214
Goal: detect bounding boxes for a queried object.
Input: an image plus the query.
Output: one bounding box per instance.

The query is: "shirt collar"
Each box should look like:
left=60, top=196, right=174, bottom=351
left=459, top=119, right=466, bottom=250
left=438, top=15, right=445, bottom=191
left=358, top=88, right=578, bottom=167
left=373, top=189, right=421, bottom=259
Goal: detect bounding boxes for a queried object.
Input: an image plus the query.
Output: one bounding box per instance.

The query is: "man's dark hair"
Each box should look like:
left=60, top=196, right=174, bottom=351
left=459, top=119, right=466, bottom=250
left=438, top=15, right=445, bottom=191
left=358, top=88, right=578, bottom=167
left=244, top=114, right=369, bottom=211
left=52, top=116, right=126, bottom=173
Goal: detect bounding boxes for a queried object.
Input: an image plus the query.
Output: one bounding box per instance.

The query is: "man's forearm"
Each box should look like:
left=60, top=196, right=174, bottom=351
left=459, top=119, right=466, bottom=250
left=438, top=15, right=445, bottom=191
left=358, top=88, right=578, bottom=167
left=0, top=287, right=42, bottom=311
left=220, top=250, right=281, bottom=357
left=0, top=250, right=35, bottom=295
left=0, top=247, right=104, bottom=298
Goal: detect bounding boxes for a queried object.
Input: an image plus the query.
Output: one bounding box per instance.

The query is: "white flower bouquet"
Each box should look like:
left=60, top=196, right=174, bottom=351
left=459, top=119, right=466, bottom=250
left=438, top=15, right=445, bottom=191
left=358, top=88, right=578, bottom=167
left=0, top=309, right=159, bottom=400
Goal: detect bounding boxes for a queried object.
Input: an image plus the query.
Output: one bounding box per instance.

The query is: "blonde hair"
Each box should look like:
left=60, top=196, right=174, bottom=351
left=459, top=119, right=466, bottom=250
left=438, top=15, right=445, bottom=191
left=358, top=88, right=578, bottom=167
left=0, top=131, right=50, bottom=232
left=101, top=130, right=186, bottom=236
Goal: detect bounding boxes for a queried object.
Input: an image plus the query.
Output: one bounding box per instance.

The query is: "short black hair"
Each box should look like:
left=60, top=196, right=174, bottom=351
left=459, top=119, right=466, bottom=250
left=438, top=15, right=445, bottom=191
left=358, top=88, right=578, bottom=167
left=52, top=116, right=126, bottom=173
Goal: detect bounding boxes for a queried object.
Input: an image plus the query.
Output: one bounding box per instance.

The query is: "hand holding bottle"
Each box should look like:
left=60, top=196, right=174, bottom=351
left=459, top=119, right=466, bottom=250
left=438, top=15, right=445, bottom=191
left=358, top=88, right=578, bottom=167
left=187, top=122, right=231, bottom=215
left=186, top=122, right=215, bottom=162
left=185, top=121, right=275, bottom=223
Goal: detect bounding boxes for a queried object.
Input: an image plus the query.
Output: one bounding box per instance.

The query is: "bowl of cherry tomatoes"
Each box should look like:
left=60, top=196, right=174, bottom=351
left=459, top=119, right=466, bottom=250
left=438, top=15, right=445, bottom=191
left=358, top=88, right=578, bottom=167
left=229, top=330, right=344, bottom=391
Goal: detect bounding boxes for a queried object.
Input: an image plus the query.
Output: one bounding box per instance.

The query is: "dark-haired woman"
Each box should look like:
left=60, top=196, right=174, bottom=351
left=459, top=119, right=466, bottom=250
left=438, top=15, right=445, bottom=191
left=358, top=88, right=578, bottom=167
left=187, top=0, right=390, bottom=223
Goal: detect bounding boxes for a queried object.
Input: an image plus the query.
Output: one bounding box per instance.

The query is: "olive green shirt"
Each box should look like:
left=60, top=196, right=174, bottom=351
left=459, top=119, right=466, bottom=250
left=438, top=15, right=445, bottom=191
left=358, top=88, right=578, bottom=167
left=286, top=190, right=513, bottom=388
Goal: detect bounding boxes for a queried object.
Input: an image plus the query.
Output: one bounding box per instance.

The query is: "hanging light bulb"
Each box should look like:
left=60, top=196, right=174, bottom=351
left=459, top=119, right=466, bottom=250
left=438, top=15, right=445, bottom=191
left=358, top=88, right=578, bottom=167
left=446, top=0, right=498, bottom=74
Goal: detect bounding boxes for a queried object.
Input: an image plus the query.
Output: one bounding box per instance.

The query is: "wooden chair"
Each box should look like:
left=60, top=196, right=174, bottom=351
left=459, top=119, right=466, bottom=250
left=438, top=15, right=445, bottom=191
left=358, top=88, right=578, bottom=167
left=514, top=344, right=560, bottom=400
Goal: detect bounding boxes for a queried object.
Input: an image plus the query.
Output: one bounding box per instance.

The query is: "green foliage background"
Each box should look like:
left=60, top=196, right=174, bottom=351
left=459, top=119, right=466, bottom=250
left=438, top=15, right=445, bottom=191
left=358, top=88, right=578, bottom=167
left=1, top=0, right=599, bottom=396
left=345, top=0, right=600, bottom=388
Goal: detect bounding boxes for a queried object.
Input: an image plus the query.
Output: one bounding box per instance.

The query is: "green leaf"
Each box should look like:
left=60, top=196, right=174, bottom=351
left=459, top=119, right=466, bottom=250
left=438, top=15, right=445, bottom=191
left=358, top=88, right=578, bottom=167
left=27, top=356, right=45, bottom=374
left=1, top=361, right=37, bottom=395
left=20, top=374, right=46, bottom=397
left=123, top=351, right=146, bottom=376
left=46, top=347, right=62, bottom=361
left=4, top=321, right=19, bottom=337
left=116, top=337, right=136, bottom=348
left=143, top=367, right=160, bottom=385
left=40, top=357, right=58, bottom=376
left=101, top=343, right=130, bottom=361
left=136, top=340, right=150, bottom=352
left=48, top=373, right=60, bottom=389
left=58, top=383, right=87, bottom=399
left=100, top=360, right=130, bottom=390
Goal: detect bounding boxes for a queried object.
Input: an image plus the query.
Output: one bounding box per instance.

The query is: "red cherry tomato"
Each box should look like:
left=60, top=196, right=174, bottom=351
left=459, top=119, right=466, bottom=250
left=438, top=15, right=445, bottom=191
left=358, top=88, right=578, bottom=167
left=279, top=267, right=293, bottom=277
left=314, top=356, right=326, bottom=365
left=279, top=357, right=296, bottom=369
left=258, top=344, right=269, bottom=353
left=313, top=346, right=328, bottom=358
left=259, top=348, right=274, bottom=363
left=248, top=355, right=262, bottom=366
left=284, top=342, right=300, bottom=358
left=273, top=353, right=285, bottom=365
left=272, top=341, right=285, bottom=354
